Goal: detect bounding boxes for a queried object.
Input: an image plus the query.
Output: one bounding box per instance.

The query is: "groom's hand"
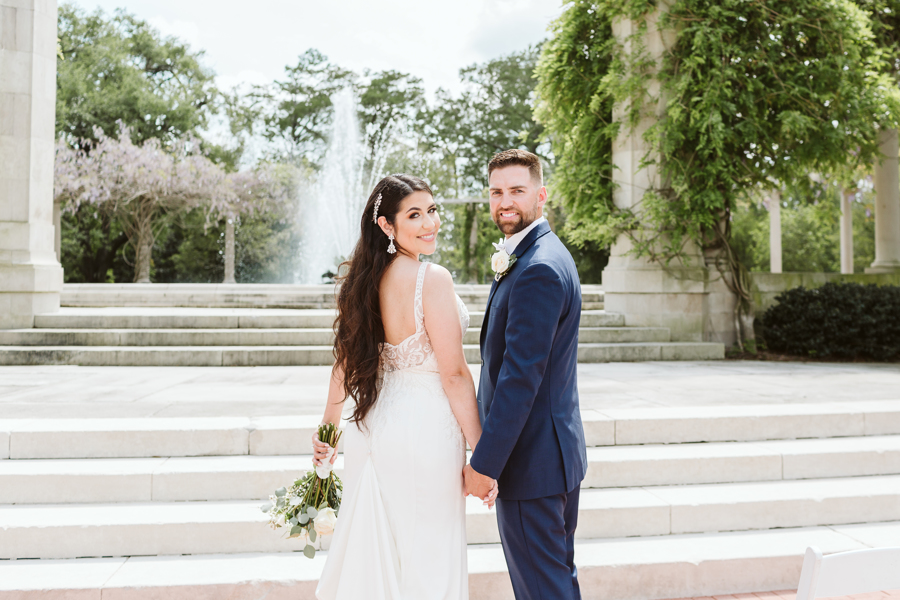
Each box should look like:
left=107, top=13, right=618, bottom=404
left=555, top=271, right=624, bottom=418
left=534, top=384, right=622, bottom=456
left=463, top=464, right=494, bottom=500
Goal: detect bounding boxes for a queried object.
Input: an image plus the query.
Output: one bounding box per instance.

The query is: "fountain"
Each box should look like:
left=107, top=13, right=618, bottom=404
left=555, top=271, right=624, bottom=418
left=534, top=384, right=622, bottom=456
left=297, top=88, right=365, bottom=284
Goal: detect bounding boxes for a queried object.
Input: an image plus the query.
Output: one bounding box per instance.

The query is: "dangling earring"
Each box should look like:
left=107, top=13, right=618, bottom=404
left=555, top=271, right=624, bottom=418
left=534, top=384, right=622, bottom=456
left=387, top=234, right=397, bottom=254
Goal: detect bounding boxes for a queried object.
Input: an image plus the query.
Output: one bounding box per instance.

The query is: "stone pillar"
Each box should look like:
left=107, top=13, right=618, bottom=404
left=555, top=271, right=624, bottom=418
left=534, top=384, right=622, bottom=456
left=866, top=128, right=900, bottom=273
left=223, top=218, right=236, bottom=284
left=840, top=189, right=854, bottom=274
left=0, top=0, right=64, bottom=329
left=602, top=3, right=735, bottom=344
left=769, top=190, right=782, bottom=274
left=53, top=197, right=60, bottom=262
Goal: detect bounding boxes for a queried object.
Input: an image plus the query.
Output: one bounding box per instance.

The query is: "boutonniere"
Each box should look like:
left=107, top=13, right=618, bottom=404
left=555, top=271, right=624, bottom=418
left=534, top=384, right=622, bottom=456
left=490, top=239, right=517, bottom=281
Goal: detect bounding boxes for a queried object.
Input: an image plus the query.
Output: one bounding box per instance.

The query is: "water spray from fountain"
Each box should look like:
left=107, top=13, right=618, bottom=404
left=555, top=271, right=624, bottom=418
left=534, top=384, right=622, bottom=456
left=297, top=88, right=365, bottom=284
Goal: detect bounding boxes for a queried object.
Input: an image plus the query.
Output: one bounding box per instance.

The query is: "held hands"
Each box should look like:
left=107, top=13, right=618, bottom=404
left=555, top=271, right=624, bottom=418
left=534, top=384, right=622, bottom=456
left=312, top=432, right=337, bottom=467
left=463, top=463, right=498, bottom=509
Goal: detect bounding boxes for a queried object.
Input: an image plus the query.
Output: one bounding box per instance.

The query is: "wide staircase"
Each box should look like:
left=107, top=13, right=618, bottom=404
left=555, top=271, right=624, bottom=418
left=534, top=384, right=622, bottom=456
left=2, top=401, right=899, bottom=598
left=0, top=283, right=724, bottom=365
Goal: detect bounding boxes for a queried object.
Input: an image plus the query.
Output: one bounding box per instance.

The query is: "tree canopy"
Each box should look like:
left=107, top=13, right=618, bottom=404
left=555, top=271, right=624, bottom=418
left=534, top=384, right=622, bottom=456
left=536, top=0, right=900, bottom=259
left=56, top=2, right=216, bottom=146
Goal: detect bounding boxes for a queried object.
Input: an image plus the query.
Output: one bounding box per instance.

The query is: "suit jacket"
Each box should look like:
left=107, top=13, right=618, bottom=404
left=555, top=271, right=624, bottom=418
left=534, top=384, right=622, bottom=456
left=469, top=220, right=587, bottom=500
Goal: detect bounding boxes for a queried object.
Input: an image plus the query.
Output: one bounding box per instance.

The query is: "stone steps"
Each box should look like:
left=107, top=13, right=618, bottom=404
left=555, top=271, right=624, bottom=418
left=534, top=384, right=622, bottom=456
left=3, top=435, right=900, bottom=505
left=5, top=403, right=897, bottom=596
left=31, top=307, right=623, bottom=329
left=0, top=326, right=670, bottom=347
left=0, top=341, right=724, bottom=366
left=1, top=306, right=728, bottom=365
left=3, top=474, right=900, bottom=559
left=2, top=522, right=897, bottom=599
left=3, top=401, right=897, bottom=459
left=58, top=282, right=606, bottom=311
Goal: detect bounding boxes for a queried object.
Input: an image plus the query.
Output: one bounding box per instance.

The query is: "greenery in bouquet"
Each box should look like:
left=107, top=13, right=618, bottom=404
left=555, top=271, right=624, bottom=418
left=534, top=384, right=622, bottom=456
left=261, top=422, right=343, bottom=558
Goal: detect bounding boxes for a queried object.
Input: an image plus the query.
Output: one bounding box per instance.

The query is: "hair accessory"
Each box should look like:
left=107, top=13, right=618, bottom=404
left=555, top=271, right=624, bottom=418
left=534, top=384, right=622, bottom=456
left=372, top=193, right=383, bottom=224
left=387, top=234, right=396, bottom=254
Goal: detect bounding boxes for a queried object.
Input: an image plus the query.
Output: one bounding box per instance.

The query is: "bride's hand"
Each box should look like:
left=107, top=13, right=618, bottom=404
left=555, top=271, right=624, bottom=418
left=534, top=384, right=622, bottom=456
left=312, top=433, right=337, bottom=466
left=484, top=479, right=499, bottom=509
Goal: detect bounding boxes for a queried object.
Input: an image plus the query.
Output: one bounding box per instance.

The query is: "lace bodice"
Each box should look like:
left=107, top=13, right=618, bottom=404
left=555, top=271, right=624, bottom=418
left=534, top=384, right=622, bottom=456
left=380, top=262, right=470, bottom=373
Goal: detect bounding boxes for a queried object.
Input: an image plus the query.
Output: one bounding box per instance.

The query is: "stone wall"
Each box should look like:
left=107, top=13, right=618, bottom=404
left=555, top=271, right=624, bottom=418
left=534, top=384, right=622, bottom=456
left=751, top=272, right=900, bottom=313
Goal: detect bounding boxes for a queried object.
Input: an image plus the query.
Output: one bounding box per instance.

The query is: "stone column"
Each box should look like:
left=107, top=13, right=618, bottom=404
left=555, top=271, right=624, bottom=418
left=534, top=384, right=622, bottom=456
left=53, top=197, right=60, bottom=261
left=866, top=128, right=900, bottom=273
left=769, top=190, right=782, bottom=274
left=840, top=189, right=854, bottom=274
left=0, top=0, right=63, bottom=329
left=602, top=3, right=735, bottom=344
left=223, top=218, right=236, bottom=284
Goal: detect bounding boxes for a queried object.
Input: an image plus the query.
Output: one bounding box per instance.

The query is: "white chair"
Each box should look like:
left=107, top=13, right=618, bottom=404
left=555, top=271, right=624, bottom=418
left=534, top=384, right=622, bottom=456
left=797, top=546, right=900, bottom=600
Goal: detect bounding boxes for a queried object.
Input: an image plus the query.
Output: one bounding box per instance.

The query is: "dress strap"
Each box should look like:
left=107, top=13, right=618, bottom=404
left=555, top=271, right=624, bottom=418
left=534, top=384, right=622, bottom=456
left=414, top=262, right=428, bottom=330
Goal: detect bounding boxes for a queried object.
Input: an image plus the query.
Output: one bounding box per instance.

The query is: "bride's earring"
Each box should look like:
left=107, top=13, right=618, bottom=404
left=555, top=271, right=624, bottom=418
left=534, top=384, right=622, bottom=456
left=387, top=234, right=397, bottom=254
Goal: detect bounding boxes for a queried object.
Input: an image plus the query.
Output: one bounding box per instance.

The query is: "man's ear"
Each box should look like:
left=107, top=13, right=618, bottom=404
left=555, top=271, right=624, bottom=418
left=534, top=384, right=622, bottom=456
left=537, top=186, right=548, bottom=209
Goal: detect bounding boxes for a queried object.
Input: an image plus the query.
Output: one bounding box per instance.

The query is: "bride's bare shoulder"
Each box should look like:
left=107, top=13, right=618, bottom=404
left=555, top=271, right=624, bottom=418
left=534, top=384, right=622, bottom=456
left=422, top=263, right=456, bottom=302
left=424, top=263, right=453, bottom=286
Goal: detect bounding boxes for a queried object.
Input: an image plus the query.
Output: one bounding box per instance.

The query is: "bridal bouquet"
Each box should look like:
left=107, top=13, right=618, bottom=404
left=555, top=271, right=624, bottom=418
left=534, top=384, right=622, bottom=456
left=261, top=422, right=343, bottom=558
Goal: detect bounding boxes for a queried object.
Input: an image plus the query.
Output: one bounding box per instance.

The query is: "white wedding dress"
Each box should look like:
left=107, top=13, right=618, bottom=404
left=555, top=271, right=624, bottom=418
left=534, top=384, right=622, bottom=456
left=316, top=261, right=470, bottom=600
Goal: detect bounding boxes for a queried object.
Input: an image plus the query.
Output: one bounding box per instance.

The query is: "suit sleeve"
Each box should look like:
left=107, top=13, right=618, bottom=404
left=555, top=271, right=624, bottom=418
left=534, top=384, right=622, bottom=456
left=469, top=261, right=566, bottom=480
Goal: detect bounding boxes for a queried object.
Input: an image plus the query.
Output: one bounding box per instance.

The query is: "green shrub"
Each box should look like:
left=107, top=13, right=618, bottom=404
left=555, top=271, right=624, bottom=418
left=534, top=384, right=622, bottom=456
left=761, top=282, right=900, bottom=361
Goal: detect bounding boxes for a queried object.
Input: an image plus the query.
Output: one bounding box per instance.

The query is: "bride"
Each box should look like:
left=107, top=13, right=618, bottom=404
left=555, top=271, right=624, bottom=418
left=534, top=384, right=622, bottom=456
left=312, top=174, right=498, bottom=600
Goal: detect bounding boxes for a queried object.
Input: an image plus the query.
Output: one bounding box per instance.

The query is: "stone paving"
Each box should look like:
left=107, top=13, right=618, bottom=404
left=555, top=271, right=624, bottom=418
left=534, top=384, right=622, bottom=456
left=666, top=590, right=900, bottom=600
left=0, top=360, right=897, bottom=419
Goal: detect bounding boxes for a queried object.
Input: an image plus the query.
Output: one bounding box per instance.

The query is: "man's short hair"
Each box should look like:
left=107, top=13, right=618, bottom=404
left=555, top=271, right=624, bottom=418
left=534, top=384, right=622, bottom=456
left=488, top=149, right=543, bottom=185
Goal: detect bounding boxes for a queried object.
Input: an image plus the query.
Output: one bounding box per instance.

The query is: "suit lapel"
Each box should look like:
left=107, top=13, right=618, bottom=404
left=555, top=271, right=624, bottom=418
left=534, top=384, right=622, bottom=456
left=510, top=220, right=552, bottom=263
left=479, top=220, right=553, bottom=348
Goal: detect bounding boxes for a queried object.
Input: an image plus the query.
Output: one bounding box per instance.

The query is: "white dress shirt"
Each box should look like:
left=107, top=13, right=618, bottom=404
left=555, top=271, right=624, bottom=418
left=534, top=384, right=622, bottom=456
left=503, top=216, right=547, bottom=256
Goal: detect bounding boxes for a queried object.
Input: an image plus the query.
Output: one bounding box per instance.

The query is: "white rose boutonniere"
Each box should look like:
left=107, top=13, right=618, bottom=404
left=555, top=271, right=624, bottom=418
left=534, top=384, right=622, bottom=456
left=490, top=239, right=517, bottom=281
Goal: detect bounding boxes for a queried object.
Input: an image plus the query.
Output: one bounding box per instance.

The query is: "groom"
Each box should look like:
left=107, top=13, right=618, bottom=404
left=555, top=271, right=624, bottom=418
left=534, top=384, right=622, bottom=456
left=464, top=150, right=587, bottom=600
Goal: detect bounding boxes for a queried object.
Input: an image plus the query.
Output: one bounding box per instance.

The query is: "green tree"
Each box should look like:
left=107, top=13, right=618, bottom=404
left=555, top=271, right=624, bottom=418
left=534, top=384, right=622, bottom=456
left=458, top=45, right=546, bottom=173
left=242, top=49, right=353, bottom=165
left=160, top=209, right=301, bottom=284
left=56, top=3, right=219, bottom=283
left=55, top=127, right=235, bottom=283
left=60, top=207, right=130, bottom=283
left=357, top=70, right=425, bottom=189
left=536, top=0, right=900, bottom=340
left=56, top=3, right=216, bottom=146
left=732, top=185, right=876, bottom=273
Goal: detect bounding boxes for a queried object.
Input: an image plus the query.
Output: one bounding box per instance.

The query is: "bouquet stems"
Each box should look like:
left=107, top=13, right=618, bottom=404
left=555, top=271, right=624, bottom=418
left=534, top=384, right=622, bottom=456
left=261, top=422, right=343, bottom=559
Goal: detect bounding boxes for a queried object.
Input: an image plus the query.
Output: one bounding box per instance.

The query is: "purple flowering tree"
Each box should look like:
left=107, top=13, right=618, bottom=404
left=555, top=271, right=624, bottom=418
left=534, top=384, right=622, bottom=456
left=206, top=164, right=294, bottom=284
left=55, top=126, right=230, bottom=282
left=55, top=126, right=292, bottom=283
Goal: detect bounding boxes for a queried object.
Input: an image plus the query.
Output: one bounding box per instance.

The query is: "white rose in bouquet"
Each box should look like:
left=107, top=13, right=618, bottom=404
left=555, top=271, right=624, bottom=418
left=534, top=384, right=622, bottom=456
left=314, top=507, right=338, bottom=536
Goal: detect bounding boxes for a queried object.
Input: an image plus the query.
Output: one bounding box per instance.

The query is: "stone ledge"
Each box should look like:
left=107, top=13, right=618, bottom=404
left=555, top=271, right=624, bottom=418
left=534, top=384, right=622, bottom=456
left=2, top=523, right=895, bottom=600
left=4, top=402, right=896, bottom=459
left=3, top=477, right=900, bottom=558
left=751, top=272, right=900, bottom=312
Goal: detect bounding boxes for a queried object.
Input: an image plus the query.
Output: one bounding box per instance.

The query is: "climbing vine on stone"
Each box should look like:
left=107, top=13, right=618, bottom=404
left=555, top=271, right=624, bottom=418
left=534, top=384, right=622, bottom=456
left=536, top=0, right=900, bottom=345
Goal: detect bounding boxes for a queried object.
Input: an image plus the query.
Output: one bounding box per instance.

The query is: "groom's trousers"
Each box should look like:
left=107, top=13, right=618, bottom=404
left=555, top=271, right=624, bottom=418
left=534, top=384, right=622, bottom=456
left=495, top=484, right=581, bottom=600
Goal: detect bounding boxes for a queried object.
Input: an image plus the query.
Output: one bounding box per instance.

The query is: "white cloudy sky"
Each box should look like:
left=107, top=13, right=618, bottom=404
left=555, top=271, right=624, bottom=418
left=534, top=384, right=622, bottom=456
left=71, top=0, right=565, bottom=96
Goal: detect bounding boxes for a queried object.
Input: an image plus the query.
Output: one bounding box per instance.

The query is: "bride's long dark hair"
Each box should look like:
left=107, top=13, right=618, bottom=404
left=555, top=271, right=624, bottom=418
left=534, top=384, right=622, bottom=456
left=334, top=174, right=434, bottom=425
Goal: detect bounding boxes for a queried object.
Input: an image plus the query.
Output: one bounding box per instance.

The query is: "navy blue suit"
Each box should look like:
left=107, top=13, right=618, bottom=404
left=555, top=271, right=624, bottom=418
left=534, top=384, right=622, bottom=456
left=469, top=220, right=587, bottom=600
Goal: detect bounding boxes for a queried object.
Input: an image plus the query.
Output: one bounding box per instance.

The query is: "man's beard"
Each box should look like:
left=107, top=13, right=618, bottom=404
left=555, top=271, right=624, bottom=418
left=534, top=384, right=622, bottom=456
left=493, top=207, right=537, bottom=235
